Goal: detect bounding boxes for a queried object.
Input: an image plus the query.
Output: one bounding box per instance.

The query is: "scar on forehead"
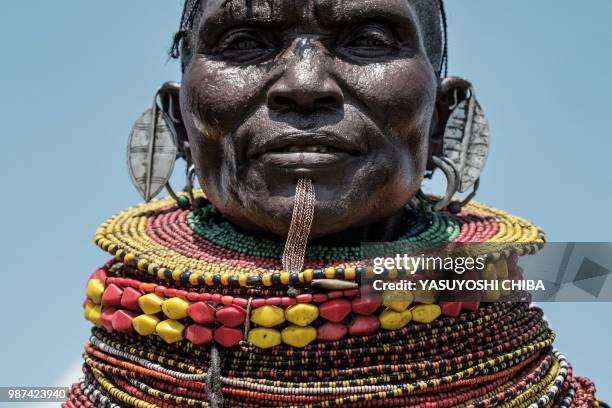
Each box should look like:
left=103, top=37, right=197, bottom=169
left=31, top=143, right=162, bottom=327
left=217, top=0, right=288, bottom=19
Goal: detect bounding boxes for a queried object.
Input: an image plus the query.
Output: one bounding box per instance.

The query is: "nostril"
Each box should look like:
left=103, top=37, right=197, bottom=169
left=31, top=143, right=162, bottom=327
left=272, top=96, right=297, bottom=110
left=314, top=96, right=341, bottom=110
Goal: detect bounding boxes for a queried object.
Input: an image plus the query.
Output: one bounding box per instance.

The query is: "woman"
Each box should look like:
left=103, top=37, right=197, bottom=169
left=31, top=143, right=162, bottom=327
left=69, top=1, right=602, bottom=406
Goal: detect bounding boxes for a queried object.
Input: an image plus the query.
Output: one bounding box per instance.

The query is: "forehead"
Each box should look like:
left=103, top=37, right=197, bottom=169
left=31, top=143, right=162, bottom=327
left=199, top=0, right=419, bottom=32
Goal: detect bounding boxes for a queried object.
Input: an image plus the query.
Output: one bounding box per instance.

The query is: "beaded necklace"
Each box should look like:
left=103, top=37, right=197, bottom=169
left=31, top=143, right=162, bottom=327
left=66, top=197, right=601, bottom=407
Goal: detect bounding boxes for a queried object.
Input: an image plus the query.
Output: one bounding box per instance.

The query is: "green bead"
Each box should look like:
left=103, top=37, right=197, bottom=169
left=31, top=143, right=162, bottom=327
left=177, top=194, right=190, bottom=209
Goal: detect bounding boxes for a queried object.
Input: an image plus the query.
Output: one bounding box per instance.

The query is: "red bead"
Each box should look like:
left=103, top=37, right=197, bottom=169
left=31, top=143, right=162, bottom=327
left=200, top=293, right=211, bottom=301
left=251, top=299, right=266, bottom=308
left=266, top=297, right=281, bottom=305
left=281, top=297, right=295, bottom=306
left=351, top=295, right=382, bottom=316
left=221, top=296, right=233, bottom=306
left=102, top=284, right=123, bottom=306
left=319, top=299, right=351, bottom=323
left=233, top=298, right=248, bottom=308
left=313, top=294, right=328, bottom=303
left=120, top=287, right=142, bottom=310
left=328, top=291, right=343, bottom=299
left=216, top=305, right=246, bottom=327
left=211, top=294, right=222, bottom=303
left=214, top=326, right=243, bottom=347
left=187, top=292, right=200, bottom=302
left=176, top=290, right=189, bottom=299
left=185, top=325, right=213, bottom=345
left=155, top=286, right=166, bottom=296
left=317, top=322, right=348, bottom=341
left=296, top=294, right=313, bottom=303
left=462, top=301, right=480, bottom=312
left=349, top=315, right=380, bottom=337
left=90, top=268, right=107, bottom=281
left=343, top=289, right=360, bottom=297
left=100, top=307, right=116, bottom=332
left=440, top=301, right=463, bottom=317
left=166, top=289, right=178, bottom=297
left=112, top=310, right=136, bottom=333
left=188, top=302, right=216, bottom=324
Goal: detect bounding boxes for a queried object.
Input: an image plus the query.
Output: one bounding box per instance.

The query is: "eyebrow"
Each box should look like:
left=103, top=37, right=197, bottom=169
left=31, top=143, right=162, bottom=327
left=314, top=0, right=418, bottom=30
left=199, top=0, right=298, bottom=41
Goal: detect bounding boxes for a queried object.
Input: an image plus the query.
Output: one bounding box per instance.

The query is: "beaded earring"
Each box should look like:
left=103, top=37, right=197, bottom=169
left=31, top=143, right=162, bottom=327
left=419, top=77, right=490, bottom=214
left=127, top=82, right=197, bottom=209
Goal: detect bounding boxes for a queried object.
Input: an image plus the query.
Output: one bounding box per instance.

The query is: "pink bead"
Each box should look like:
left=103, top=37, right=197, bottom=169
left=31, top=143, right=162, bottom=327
left=211, top=294, right=222, bottom=304
left=440, top=301, right=462, bottom=317
left=188, top=302, right=216, bottom=324
left=317, top=322, right=348, bottom=341
left=348, top=315, right=380, bottom=337
left=343, top=289, right=360, bottom=297
left=90, top=268, right=107, bottom=281
left=176, top=290, right=189, bottom=299
left=319, top=299, right=351, bottom=323
left=296, top=294, right=313, bottom=303
left=266, top=297, right=281, bottom=305
left=216, top=306, right=246, bottom=327
left=102, top=284, right=123, bottom=306
left=351, top=295, right=382, bottom=316
left=187, top=292, right=200, bottom=302
left=120, top=287, right=142, bottom=311
left=281, top=297, right=295, bottom=306
left=328, top=291, right=343, bottom=299
left=313, top=294, right=328, bottom=303
left=166, top=289, right=177, bottom=297
left=251, top=299, right=266, bottom=308
left=221, top=296, right=234, bottom=306
left=462, top=301, right=480, bottom=312
left=155, top=286, right=166, bottom=296
left=112, top=310, right=136, bottom=333
left=185, top=325, right=213, bottom=345
left=200, top=293, right=211, bottom=301
left=233, top=298, right=248, bottom=308
left=214, top=326, right=243, bottom=348
left=100, top=307, right=117, bottom=332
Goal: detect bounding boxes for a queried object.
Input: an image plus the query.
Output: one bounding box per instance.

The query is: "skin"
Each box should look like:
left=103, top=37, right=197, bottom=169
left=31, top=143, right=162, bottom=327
left=179, top=0, right=453, bottom=241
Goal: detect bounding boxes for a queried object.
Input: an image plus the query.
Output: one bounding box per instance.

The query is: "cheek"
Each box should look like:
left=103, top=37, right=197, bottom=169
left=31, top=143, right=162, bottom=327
left=339, top=57, right=437, bottom=135
left=183, top=60, right=267, bottom=132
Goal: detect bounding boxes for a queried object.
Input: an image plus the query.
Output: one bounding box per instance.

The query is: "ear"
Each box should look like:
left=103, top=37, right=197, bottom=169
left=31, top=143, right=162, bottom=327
left=427, top=77, right=472, bottom=172
left=158, top=82, right=192, bottom=164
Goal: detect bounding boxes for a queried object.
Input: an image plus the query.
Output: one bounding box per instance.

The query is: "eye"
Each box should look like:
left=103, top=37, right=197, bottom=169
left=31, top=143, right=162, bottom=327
left=338, top=24, right=400, bottom=59
left=214, top=29, right=275, bottom=62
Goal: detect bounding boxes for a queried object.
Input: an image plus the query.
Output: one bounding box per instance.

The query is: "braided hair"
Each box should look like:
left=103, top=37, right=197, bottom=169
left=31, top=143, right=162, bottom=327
left=170, top=0, right=448, bottom=76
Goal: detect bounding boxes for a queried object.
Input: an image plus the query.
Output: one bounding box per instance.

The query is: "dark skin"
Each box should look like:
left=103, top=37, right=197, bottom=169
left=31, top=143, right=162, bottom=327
left=178, top=0, right=459, bottom=242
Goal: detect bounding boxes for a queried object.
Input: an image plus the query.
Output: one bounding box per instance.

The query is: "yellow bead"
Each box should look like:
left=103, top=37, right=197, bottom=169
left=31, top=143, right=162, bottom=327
left=412, top=288, right=438, bottom=304
left=281, top=325, right=317, bottom=348
left=483, top=289, right=500, bottom=302
left=162, top=297, right=190, bottom=319
left=86, top=279, right=105, bottom=304
left=124, top=253, right=135, bottom=265
left=285, top=304, right=319, bottom=327
left=137, top=259, right=146, bottom=270
left=132, top=314, right=160, bottom=336
left=156, top=319, right=185, bottom=344
left=262, top=274, right=272, bottom=287
left=494, top=259, right=509, bottom=279
left=483, top=263, right=497, bottom=280
left=303, top=269, right=313, bottom=282
left=280, top=273, right=290, bottom=285
left=171, top=269, right=182, bottom=281
left=239, top=275, right=248, bottom=287
left=87, top=305, right=102, bottom=326
left=379, top=308, right=412, bottom=330
left=382, top=290, right=413, bottom=312
left=410, top=304, right=441, bottom=324
left=247, top=328, right=281, bottom=349
left=251, top=305, right=285, bottom=328
left=344, top=267, right=356, bottom=280
left=139, top=293, right=165, bottom=315
left=189, top=274, right=199, bottom=286
left=324, top=267, right=336, bottom=279
left=83, top=301, right=94, bottom=320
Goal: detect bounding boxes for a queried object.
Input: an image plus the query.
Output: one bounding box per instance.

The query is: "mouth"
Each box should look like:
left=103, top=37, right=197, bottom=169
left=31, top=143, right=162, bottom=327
left=249, top=132, right=364, bottom=169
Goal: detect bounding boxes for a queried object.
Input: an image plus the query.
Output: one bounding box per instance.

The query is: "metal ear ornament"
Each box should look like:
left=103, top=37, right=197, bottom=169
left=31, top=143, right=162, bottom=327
left=441, top=77, right=490, bottom=196
left=127, top=82, right=181, bottom=202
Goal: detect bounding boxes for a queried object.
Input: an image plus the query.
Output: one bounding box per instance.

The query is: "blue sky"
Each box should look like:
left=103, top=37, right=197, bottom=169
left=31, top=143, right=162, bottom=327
left=0, top=0, right=611, bottom=401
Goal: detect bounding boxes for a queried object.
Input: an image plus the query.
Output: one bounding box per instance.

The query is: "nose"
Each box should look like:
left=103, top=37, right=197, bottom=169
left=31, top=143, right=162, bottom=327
left=267, top=40, right=344, bottom=113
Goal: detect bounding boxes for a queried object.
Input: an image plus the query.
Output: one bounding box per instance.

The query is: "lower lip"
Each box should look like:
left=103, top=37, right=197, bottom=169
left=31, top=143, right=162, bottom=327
left=257, top=152, right=355, bottom=169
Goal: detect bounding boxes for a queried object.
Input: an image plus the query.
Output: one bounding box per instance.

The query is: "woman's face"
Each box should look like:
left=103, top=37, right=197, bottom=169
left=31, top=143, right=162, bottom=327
left=180, top=0, right=438, bottom=237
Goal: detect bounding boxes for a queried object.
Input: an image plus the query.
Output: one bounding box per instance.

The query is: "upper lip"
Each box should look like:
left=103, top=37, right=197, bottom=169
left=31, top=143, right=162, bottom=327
left=248, top=131, right=364, bottom=158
